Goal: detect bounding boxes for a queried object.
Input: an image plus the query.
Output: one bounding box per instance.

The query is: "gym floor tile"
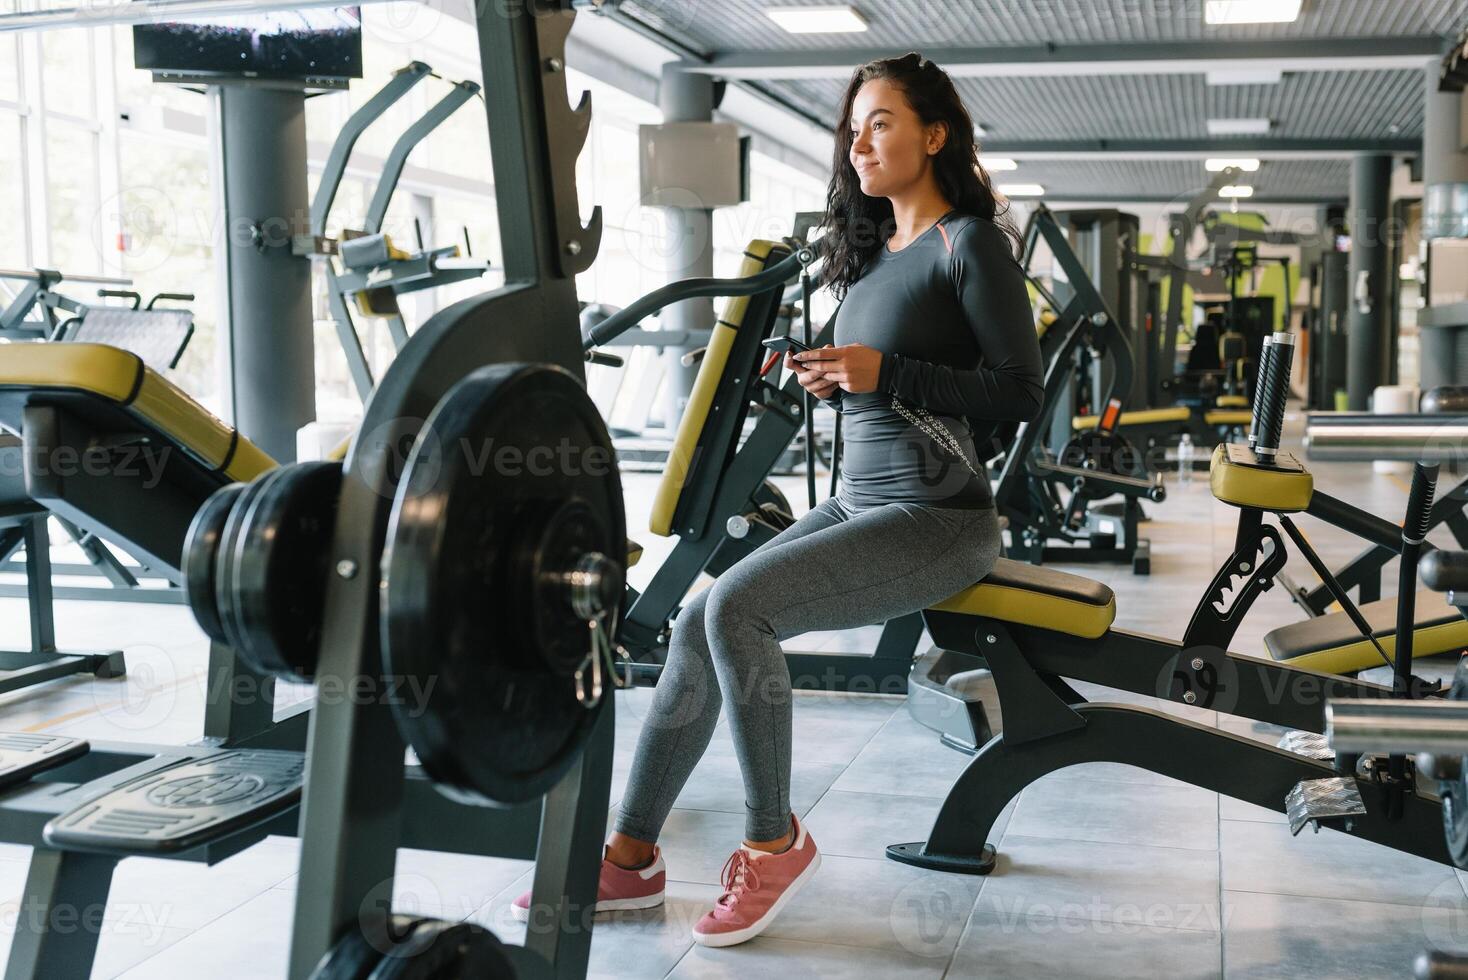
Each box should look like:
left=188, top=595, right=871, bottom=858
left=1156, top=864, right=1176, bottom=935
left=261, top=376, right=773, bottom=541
left=1220, top=891, right=1468, bottom=979
left=976, top=834, right=1224, bottom=934
left=0, top=918, right=194, bottom=980
left=952, top=909, right=1222, bottom=980
left=666, top=936, right=948, bottom=979
left=828, top=711, right=974, bottom=799
left=1006, top=771, right=1220, bottom=851
left=1220, top=819, right=1468, bottom=909
left=755, top=852, right=981, bottom=957
left=802, top=789, right=978, bottom=862
left=475, top=872, right=720, bottom=980
left=111, top=886, right=296, bottom=979
left=101, top=841, right=299, bottom=932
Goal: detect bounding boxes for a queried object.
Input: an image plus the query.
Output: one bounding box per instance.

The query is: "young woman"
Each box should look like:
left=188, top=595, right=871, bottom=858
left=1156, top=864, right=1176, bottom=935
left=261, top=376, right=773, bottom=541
left=514, top=52, right=1043, bottom=947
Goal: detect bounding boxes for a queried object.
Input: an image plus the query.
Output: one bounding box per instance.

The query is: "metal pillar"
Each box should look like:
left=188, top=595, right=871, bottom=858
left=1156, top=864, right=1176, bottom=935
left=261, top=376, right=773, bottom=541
left=217, top=86, right=316, bottom=463
left=657, top=64, right=715, bottom=433
left=1421, top=64, right=1468, bottom=390
left=1345, top=154, right=1392, bottom=410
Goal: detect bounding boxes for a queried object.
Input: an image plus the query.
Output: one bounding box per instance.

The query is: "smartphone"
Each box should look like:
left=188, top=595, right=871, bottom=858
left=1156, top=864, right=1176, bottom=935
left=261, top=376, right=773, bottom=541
left=762, top=335, right=814, bottom=355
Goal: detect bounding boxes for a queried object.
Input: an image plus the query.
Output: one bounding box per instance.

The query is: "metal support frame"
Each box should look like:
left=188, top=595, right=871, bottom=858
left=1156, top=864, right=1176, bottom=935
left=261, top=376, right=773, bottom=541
left=891, top=608, right=1448, bottom=874
left=287, top=4, right=604, bottom=977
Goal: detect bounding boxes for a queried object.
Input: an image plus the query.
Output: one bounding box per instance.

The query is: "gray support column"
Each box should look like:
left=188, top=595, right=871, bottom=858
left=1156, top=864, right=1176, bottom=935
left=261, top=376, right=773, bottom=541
left=1421, top=64, right=1468, bottom=391
left=1345, top=154, right=1392, bottom=410
left=657, top=64, right=716, bottom=433
left=217, top=86, right=316, bottom=463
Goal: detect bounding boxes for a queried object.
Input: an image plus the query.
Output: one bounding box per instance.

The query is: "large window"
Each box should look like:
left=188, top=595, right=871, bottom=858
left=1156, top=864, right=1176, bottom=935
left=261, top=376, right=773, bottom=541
left=7, top=3, right=829, bottom=431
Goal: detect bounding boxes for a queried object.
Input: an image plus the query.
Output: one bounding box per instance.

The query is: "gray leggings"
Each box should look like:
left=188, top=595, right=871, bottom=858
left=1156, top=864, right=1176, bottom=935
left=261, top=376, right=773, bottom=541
left=615, top=496, right=1002, bottom=842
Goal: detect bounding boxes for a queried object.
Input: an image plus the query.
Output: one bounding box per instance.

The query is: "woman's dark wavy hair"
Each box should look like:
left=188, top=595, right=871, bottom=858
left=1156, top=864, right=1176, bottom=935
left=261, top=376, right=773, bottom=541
left=820, top=53, right=1021, bottom=300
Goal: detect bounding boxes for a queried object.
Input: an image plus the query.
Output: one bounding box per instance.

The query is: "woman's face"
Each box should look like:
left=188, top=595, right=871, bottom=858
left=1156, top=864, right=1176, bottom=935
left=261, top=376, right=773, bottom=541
left=847, top=77, right=946, bottom=199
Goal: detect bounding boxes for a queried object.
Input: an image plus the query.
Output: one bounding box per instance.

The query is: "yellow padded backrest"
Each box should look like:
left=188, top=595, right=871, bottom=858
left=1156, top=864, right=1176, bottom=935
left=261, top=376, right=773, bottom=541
left=0, top=343, right=275, bottom=483
left=647, top=241, right=784, bottom=538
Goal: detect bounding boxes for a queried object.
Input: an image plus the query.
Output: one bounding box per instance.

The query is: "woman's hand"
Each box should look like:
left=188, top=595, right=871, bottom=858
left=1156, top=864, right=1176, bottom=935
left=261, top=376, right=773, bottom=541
left=785, top=346, right=841, bottom=399
left=793, top=343, right=883, bottom=394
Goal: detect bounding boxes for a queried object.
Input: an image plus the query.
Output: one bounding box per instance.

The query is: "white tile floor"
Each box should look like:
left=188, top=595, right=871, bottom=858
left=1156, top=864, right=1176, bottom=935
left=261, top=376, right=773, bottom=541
left=1, top=412, right=1467, bottom=978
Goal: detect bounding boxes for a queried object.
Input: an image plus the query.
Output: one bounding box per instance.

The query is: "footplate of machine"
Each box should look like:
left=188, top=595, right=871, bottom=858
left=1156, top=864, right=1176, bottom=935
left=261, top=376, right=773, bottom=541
left=43, top=749, right=304, bottom=854
left=1284, top=776, right=1366, bottom=836
left=1277, top=730, right=1335, bottom=761
left=0, top=733, right=88, bottom=792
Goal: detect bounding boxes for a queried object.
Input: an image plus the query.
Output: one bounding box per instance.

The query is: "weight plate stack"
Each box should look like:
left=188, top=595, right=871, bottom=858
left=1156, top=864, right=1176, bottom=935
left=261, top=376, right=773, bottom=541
left=182, top=482, right=249, bottom=645
left=220, top=461, right=343, bottom=680
left=310, top=917, right=514, bottom=979
left=382, top=362, right=625, bottom=807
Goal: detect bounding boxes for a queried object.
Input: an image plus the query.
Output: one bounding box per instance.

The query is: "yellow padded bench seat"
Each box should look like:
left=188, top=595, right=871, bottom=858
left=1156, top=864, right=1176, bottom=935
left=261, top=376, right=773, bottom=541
left=1204, top=409, right=1252, bottom=427
left=1216, top=394, right=1249, bottom=408
left=930, top=558, right=1117, bottom=639
left=0, top=343, right=274, bottom=483
left=1264, top=591, right=1468, bottom=674
left=1072, top=406, right=1191, bottom=431
left=1209, top=443, right=1313, bottom=512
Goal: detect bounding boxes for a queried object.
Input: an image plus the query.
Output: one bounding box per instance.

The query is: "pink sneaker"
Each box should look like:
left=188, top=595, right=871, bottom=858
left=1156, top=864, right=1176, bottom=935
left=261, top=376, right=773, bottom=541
left=692, top=815, right=821, bottom=948
left=510, top=847, right=666, bottom=922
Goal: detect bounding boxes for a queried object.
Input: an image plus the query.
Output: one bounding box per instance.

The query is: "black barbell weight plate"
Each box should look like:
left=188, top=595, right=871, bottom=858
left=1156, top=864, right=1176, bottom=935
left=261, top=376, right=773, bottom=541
left=214, top=475, right=276, bottom=662
left=308, top=915, right=430, bottom=980
left=182, top=482, right=248, bottom=645
left=367, top=919, right=516, bottom=980
left=382, top=362, right=625, bottom=807
left=230, top=461, right=343, bottom=680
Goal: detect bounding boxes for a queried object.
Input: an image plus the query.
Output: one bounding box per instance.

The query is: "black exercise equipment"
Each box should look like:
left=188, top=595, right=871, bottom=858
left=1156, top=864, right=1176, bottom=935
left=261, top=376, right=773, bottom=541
left=998, top=204, right=1166, bottom=574
left=0, top=7, right=620, bottom=980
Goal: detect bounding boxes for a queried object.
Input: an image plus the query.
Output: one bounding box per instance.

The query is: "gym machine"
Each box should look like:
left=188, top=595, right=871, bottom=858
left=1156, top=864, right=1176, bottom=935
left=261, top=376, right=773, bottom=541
left=0, top=4, right=623, bottom=978
left=1000, top=204, right=1166, bottom=574
left=1327, top=551, right=1468, bottom=980
left=891, top=336, right=1458, bottom=878
left=295, top=61, right=494, bottom=401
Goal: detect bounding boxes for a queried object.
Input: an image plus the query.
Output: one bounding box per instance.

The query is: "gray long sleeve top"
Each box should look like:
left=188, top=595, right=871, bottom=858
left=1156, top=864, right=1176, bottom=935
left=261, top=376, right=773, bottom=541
left=820, top=211, right=1043, bottom=510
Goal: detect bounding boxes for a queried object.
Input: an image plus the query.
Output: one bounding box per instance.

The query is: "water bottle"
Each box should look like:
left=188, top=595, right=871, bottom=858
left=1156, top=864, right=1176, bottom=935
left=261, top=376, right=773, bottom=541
left=1178, top=433, right=1194, bottom=486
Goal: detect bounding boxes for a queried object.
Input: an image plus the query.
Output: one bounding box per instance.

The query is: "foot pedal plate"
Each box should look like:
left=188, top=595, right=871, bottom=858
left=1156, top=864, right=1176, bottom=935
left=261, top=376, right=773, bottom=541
left=44, top=749, right=303, bottom=855
left=1285, top=776, right=1366, bottom=836
left=0, top=733, right=88, bottom=792
left=1277, top=730, right=1334, bottom=761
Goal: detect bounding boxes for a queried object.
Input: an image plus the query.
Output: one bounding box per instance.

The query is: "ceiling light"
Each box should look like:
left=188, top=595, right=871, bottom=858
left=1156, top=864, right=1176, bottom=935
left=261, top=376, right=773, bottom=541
left=1219, top=185, right=1255, bottom=198
left=1206, top=68, right=1285, bottom=86
left=1205, top=0, right=1302, bottom=25
left=766, top=5, right=868, bottom=34
left=1206, top=158, right=1261, bottom=172
left=999, top=183, right=1045, bottom=198
left=1207, top=118, right=1272, bottom=136
left=980, top=157, right=1018, bottom=171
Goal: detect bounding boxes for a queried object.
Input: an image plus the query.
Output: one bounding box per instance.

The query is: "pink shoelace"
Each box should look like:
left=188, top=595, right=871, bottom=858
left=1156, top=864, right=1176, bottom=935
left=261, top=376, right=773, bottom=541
left=715, top=850, right=762, bottom=912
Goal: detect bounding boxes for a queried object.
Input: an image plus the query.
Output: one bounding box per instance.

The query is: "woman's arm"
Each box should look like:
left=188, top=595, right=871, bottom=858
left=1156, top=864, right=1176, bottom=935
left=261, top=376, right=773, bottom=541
left=880, top=219, right=1044, bottom=422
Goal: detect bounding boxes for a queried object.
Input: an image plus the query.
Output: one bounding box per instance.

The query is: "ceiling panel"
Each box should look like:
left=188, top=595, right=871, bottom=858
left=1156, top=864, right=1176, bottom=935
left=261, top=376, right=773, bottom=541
left=623, top=0, right=1468, bottom=53
left=612, top=0, right=1460, bottom=201
left=780, top=69, right=1424, bottom=140
left=1002, top=158, right=1354, bottom=201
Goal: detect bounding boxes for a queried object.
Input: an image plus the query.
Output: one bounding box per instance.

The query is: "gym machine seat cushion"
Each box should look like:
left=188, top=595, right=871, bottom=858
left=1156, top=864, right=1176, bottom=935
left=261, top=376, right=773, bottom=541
left=930, top=558, right=1117, bottom=639
left=0, top=343, right=274, bottom=483
left=1071, top=406, right=1191, bottom=431
left=1263, top=591, right=1468, bottom=674
left=1208, top=444, right=1313, bottom=512
left=1204, top=409, right=1253, bottom=428
left=1217, top=394, right=1249, bottom=409
left=648, top=239, right=783, bottom=539
left=626, top=540, right=643, bottom=568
